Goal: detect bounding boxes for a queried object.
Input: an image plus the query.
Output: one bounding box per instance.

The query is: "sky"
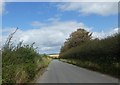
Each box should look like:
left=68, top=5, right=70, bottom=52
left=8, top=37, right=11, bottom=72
left=1, top=2, right=119, bottom=54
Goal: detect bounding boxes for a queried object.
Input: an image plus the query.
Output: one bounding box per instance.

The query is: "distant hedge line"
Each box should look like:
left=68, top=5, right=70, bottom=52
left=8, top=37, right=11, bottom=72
left=59, top=33, right=120, bottom=78
left=60, top=33, right=119, bottom=62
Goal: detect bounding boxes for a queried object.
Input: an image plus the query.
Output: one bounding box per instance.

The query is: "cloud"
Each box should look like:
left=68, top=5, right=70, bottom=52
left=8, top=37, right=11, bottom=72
left=2, top=20, right=88, bottom=53
left=2, top=27, right=24, bottom=45
left=92, top=28, right=119, bottom=39
left=31, top=21, right=46, bottom=27
left=47, top=17, right=60, bottom=22
left=2, top=20, right=118, bottom=54
left=57, top=2, right=118, bottom=16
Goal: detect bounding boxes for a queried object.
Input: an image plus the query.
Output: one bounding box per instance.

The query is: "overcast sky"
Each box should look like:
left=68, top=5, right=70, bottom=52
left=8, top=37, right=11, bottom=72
left=1, top=2, right=119, bottom=54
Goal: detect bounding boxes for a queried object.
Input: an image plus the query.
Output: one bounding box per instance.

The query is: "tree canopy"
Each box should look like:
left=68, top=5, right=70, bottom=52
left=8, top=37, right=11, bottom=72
left=60, top=28, right=92, bottom=53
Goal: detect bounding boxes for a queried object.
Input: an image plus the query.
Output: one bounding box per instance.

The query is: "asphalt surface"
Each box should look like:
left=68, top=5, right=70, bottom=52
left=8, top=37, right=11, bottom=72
left=36, top=60, right=119, bottom=83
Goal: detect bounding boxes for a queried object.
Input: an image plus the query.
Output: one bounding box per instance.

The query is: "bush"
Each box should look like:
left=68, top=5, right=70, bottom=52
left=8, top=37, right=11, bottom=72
left=59, top=32, right=120, bottom=78
left=2, top=29, right=51, bottom=83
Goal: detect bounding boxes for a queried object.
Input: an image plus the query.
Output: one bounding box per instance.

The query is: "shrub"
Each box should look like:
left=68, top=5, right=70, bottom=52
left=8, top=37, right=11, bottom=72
left=59, top=31, right=120, bottom=78
left=2, top=28, right=51, bottom=83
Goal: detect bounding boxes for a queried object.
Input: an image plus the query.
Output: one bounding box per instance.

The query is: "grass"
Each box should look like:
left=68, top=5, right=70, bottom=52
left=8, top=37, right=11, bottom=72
left=59, top=33, right=120, bottom=79
left=2, top=29, right=52, bottom=84
left=60, top=59, right=120, bottom=79
left=30, top=56, right=52, bottom=83
left=2, top=46, right=52, bottom=83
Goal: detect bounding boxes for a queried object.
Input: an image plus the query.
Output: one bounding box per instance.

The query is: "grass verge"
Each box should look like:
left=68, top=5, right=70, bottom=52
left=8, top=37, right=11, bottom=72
left=30, top=57, right=52, bottom=83
left=60, top=59, right=120, bottom=79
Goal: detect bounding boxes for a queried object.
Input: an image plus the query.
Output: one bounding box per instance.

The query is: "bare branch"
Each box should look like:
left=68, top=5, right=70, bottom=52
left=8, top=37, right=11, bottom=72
left=3, top=27, right=18, bottom=50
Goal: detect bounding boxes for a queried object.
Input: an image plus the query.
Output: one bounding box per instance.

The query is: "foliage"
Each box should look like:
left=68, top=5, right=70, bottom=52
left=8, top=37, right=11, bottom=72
left=60, top=28, right=92, bottom=53
left=59, top=28, right=120, bottom=78
left=2, top=28, right=51, bottom=83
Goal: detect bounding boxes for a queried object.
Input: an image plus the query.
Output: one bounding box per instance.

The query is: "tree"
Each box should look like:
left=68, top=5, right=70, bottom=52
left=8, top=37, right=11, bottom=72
left=60, top=28, right=92, bottom=53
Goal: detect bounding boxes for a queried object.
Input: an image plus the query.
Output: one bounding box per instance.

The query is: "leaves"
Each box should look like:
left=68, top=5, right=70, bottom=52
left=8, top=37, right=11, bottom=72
left=60, top=28, right=92, bottom=53
left=2, top=28, right=51, bottom=83
left=59, top=28, right=120, bottom=78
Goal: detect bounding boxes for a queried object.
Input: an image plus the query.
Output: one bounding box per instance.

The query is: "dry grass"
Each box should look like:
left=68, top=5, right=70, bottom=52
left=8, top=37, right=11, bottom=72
left=49, top=54, right=59, bottom=59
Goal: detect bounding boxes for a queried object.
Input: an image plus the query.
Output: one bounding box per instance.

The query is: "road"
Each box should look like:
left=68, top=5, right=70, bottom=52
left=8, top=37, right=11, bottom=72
left=36, top=60, right=119, bottom=83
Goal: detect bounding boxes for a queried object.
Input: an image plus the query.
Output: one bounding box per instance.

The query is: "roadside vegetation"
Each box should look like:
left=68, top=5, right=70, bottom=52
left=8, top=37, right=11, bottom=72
left=59, top=28, right=120, bottom=79
left=2, top=28, right=52, bottom=83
